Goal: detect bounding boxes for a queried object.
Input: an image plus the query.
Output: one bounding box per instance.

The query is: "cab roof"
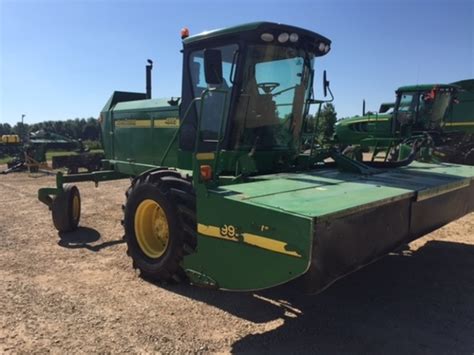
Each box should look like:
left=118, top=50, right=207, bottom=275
left=396, top=83, right=459, bottom=93
left=451, top=79, right=474, bottom=91
left=182, top=21, right=331, bottom=54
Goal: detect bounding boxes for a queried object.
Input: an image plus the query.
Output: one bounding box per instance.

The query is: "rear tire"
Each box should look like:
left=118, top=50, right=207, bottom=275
left=123, top=169, right=196, bottom=282
left=52, top=184, right=81, bottom=232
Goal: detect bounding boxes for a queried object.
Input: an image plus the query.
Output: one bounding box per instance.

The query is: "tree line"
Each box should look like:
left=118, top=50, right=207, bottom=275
left=0, top=118, right=100, bottom=141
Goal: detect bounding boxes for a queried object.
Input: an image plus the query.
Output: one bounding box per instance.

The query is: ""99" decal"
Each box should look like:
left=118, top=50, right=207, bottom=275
left=220, top=224, right=238, bottom=238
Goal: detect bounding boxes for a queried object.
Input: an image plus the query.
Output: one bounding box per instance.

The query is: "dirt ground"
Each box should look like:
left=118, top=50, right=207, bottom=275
left=1, top=167, right=473, bottom=354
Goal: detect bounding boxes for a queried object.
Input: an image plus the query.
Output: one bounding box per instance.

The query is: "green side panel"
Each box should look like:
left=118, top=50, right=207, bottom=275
left=445, top=84, right=474, bottom=133
left=100, top=91, right=147, bottom=160
left=112, top=123, right=178, bottom=167
left=111, top=101, right=179, bottom=167
left=111, top=160, right=159, bottom=176
left=177, top=150, right=193, bottom=171
left=100, top=93, right=182, bottom=170
left=183, top=191, right=312, bottom=291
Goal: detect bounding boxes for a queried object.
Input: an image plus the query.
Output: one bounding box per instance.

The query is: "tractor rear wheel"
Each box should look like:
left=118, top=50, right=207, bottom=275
left=123, top=169, right=196, bottom=283
left=52, top=184, right=81, bottom=233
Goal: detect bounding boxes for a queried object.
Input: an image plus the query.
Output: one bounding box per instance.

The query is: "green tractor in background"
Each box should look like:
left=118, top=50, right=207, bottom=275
left=1, top=129, right=104, bottom=174
left=435, top=79, right=474, bottom=164
left=0, top=133, right=51, bottom=173
left=38, top=22, right=474, bottom=294
left=334, top=80, right=474, bottom=164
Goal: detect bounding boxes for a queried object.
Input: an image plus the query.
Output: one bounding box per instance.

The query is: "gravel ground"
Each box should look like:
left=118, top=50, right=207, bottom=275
left=1, top=168, right=473, bottom=354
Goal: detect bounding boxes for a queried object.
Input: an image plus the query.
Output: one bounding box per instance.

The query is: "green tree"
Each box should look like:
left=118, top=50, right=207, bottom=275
left=13, top=122, right=30, bottom=141
left=0, top=123, right=13, bottom=135
left=83, top=118, right=99, bottom=140
left=316, top=103, right=337, bottom=143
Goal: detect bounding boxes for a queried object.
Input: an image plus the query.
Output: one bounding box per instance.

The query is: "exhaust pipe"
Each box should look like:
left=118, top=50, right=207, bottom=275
left=146, top=59, right=153, bottom=99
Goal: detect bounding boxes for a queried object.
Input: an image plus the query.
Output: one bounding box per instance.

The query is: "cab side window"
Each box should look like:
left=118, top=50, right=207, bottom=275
left=189, top=45, right=237, bottom=142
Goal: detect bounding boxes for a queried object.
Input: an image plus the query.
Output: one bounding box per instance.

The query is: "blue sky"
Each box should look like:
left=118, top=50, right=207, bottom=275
left=1, top=0, right=473, bottom=125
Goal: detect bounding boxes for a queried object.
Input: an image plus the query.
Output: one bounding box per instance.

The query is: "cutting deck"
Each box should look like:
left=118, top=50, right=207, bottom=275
left=190, top=162, right=474, bottom=292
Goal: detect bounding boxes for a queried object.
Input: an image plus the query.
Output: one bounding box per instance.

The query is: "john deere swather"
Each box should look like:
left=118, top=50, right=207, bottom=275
left=38, top=23, right=474, bottom=294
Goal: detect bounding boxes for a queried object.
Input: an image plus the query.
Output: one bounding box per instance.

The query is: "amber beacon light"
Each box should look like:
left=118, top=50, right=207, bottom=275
left=180, top=27, right=190, bottom=39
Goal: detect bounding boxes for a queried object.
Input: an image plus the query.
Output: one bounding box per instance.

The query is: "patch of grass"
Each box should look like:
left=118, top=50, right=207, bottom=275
left=0, top=156, right=13, bottom=164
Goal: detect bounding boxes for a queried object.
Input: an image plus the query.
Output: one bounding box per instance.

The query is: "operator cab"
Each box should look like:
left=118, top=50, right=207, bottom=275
left=392, top=84, right=458, bottom=135
left=179, top=22, right=331, bottom=173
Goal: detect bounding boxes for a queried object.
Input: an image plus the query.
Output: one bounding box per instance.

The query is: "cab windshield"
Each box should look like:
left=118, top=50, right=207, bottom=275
left=231, top=44, right=313, bottom=150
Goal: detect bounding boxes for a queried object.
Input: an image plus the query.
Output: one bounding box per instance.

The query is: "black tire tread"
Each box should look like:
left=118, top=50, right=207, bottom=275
left=123, top=168, right=196, bottom=283
left=52, top=184, right=80, bottom=233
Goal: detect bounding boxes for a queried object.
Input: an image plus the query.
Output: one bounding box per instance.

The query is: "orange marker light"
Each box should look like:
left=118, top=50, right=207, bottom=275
left=200, top=165, right=212, bottom=181
left=181, top=27, right=190, bottom=39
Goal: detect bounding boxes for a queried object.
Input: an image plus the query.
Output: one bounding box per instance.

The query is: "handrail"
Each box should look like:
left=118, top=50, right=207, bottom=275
left=194, top=88, right=229, bottom=180
left=307, top=85, right=335, bottom=159
left=159, top=96, right=202, bottom=166
left=213, top=90, right=230, bottom=177
left=194, top=88, right=211, bottom=153
left=309, top=101, right=323, bottom=158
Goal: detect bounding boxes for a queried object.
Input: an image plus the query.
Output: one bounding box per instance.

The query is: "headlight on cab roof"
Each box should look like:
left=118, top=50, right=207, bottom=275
left=278, top=32, right=290, bottom=43
left=289, top=33, right=299, bottom=42
left=261, top=33, right=274, bottom=42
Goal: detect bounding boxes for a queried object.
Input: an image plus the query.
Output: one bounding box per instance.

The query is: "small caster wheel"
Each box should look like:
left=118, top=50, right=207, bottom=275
left=52, top=184, right=81, bottom=232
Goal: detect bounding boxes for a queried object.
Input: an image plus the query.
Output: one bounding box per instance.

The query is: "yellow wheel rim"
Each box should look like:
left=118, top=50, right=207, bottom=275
left=134, top=199, right=169, bottom=258
left=72, top=194, right=80, bottom=221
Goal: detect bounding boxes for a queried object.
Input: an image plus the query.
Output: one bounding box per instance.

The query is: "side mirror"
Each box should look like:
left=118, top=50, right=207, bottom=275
left=323, top=70, right=330, bottom=97
left=204, top=49, right=223, bottom=85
